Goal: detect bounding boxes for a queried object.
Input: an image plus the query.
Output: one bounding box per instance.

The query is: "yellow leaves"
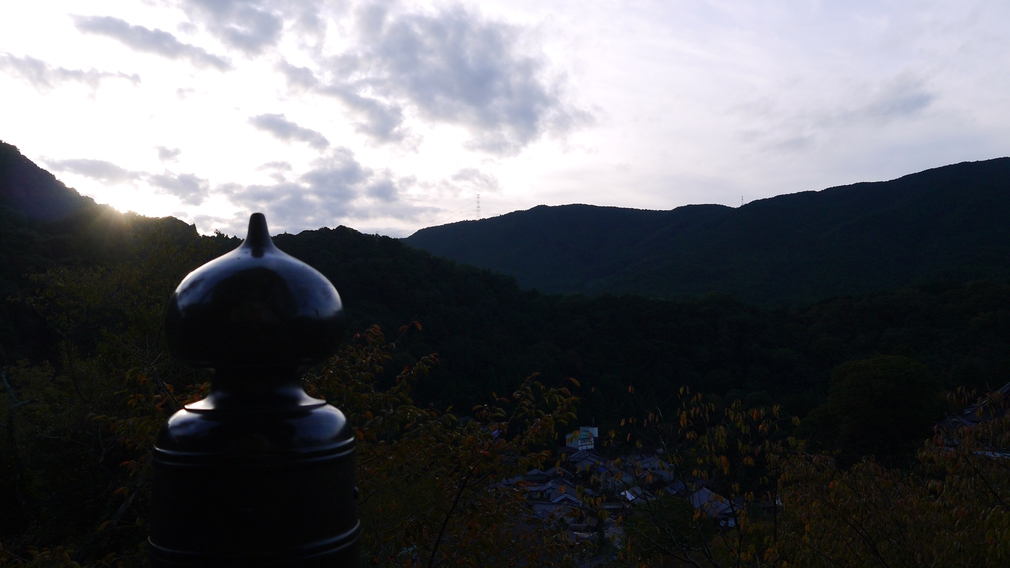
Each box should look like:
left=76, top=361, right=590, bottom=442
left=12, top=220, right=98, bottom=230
left=332, top=337, right=582, bottom=565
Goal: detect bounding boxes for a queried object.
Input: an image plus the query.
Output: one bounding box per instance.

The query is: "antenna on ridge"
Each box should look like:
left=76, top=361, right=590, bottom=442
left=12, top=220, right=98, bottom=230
left=476, top=194, right=481, bottom=220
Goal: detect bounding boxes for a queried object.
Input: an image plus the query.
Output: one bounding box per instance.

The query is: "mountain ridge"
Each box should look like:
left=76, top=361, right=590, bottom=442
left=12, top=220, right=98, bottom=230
left=6, top=137, right=1010, bottom=431
left=0, top=140, right=94, bottom=221
left=405, top=157, right=1010, bottom=305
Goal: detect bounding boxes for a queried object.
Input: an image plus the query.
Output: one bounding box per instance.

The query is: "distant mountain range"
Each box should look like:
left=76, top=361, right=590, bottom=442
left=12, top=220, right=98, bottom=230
left=405, top=158, right=1010, bottom=305
left=8, top=138, right=1010, bottom=421
left=6, top=136, right=1010, bottom=309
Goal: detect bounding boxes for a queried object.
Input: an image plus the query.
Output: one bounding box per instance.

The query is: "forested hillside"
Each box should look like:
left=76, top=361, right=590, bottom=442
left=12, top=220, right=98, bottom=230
left=4, top=141, right=1010, bottom=566
left=4, top=139, right=1010, bottom=436
left=406, top=158, right=1010, bottom=305
left=0, top=142, right=203, bottom=366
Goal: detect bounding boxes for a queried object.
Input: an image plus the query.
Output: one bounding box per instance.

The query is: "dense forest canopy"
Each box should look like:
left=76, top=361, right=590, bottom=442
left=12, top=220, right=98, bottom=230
left=3, top=139, right=1010, bottom=435
left=3, top=140, right=1010, bottom=566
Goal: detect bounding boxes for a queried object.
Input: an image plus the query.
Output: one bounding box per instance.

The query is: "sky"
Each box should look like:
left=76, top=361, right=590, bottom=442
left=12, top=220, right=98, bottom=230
left=1, top=1, right=1008, bottom=238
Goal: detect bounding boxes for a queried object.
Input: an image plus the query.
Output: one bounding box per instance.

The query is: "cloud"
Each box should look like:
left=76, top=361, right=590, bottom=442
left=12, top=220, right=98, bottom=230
left=277, top=60, right=318, bottom=90
left=47, top=156, right=210, bottom=205
left=450, top=168, right=501, bottom=194
left=0, top=52, right=139, bottom=92
left=365, top=178, right=398, bottom=202
left=249, top=113, right=330, bottom=149
left=354, top=4, right=592, bottom=154
left=258, top=161, right=292, bottom=171
left=74, top=15, right=231, bottom=70
left=737, top=73, right=937, bottom=153
left=319, top=84, right=411, bottom=143
left=298, top=148, right=370, bottom=201
left=419, top=168, right=501, bottom=198
left=219, top=147, right=426, bottom=232
left=45, top=158, right=140, bottom=183
left=156, top=146, right=181, bottom=161
left=276, top=4, right=591, bottom=154
left=856, top=76, right=935, bottom=123
left=257, top=161, right=292, bottom=182
left=149, top=172, right=209, bottom=205
left=224, top=149, right=371, bottom=226
left=179, top=0, right=285, bottom=55
left=278, top=61, right=411, bottom=144
left=44, top=147, right=426, bottom=235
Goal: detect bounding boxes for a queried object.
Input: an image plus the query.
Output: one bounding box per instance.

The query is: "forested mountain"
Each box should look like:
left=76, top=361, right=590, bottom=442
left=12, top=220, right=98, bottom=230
left=0, top=141, right=92, bottom=222
left=405, top=158, right=1010, bottom=305
left=0, top=141, right=200, bottom=365
left=3, top=139, right=1010, bottom=426
left=3, top=140, right=1010, bottom=415
left=6, top=140, right=1010, bottom=566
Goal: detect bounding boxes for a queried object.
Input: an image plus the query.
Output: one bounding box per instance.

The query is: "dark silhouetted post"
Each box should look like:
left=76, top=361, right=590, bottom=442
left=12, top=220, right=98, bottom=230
left=149, top=213, right=359, bottom=567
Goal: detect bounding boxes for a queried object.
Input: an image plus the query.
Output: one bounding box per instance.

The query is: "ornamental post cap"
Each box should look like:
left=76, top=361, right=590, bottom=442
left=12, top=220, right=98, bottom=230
left=165, top=213, right=344, bottom=370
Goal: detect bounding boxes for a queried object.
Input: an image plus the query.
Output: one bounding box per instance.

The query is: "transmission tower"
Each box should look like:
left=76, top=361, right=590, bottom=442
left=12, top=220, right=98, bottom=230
left=476, top=194, right=481, bottom=220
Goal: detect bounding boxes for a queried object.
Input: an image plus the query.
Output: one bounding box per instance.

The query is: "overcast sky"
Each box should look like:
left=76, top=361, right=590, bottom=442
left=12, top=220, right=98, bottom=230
left=2, top=1, right=1008, bottom=237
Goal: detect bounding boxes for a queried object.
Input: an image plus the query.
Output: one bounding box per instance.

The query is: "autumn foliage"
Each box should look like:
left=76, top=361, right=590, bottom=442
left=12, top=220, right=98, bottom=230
left=5, top=229, right=1010, bottom=567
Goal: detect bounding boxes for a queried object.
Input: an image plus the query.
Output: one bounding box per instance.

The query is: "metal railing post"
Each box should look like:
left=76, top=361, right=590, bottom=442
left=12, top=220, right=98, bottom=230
left=149, top=213, right=359, bottom=567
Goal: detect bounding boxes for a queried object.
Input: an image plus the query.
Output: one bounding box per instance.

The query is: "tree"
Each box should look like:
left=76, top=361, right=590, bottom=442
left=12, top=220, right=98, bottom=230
left=1, top=228, right=225, bottom=565
left=800, top=355, right=944, bottom=467
left=304, top=325, right=586, bottom=567
left=601, top=388, right=794, bottom=567
left=2, top=321, right=585, bottom=567
left=775, top=386, right=1010, bottom=567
